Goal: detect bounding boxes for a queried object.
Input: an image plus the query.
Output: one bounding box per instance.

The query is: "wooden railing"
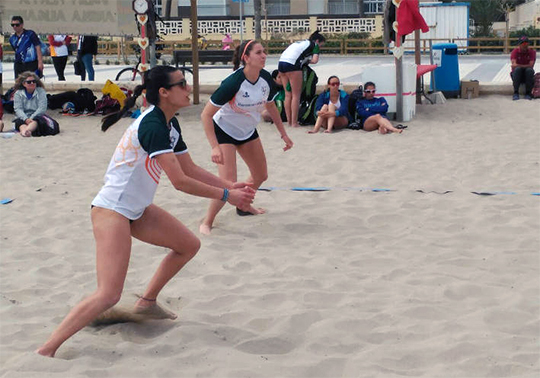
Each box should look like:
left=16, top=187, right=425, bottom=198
left=2, top=37, right=538, bottom=59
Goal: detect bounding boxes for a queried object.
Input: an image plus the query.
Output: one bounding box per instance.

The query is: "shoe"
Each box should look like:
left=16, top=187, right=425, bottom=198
left=512, top=94, right=519, bottom=101
left=236, top=207, right=254, bottom=216
left=395, top=124, right=408, bottom=130
left=525, top=94, right=532, bottom=100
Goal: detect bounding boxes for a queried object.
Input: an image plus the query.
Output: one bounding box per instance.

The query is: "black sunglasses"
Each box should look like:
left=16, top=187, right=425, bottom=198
left=11, top=23, right=21, bottom=27
left=24, top=80, right=37, bottom=84
left=166, top=79, right=188, bottom=89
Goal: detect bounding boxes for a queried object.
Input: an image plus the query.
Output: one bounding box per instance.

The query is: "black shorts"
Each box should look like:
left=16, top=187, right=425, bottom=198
left=278, top=61, right=301, bottom=73
left=214, top=121, right=259, bottom=146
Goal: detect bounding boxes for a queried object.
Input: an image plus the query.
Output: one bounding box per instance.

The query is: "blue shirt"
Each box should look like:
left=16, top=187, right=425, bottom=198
left=10, top=29, right=40, bottom=63
left=356, top=97, right=389, bottom=120
left=315, top=89, right=351, bottom=121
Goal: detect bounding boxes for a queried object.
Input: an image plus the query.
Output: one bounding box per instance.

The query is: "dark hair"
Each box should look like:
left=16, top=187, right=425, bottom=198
left=327, top=75, right=340, bottom=85
left=101, top=65, right=178, bottom=132
left=364, top=81, right=376, bottom=89
left=309, top=30, right=325, bottom=44
left=232, top=39, right=258, bottom=70
left=11, top=15, right=23, bottom=24
left=271, top=69, right=279, bottom=80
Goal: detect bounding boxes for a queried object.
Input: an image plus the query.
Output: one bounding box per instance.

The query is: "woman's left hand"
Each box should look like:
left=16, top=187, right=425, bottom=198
left=281, top=135, right=293, bottom=151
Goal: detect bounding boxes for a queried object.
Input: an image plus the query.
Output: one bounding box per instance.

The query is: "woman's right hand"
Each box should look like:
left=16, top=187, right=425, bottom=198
left=227, top=186, right=256, bottom=210
left=211, top=145, right=224, bottom=165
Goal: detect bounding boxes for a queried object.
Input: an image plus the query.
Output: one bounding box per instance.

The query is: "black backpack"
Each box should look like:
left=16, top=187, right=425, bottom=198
left=348, top=86, right=364, bottom=122
left=298, top=94, right=319, bottom=125
left=76, top=88, right=97, bottom=112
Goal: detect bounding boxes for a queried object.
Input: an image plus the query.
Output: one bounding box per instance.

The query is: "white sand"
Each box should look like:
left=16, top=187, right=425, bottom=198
left=0, top=95, right=539, bottom=377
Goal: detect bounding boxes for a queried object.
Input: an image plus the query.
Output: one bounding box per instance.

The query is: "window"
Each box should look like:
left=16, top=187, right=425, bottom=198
left=154, top=0, right=162, bottom=16
left=328, top=0, right=359, bottom=15
left=266, top=0, right=290, bottom=16
left=364, top=0, right=385, bottom=15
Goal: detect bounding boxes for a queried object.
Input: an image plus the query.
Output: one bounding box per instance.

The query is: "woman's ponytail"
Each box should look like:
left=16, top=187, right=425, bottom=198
left=101, top=83, right=146, bottom=132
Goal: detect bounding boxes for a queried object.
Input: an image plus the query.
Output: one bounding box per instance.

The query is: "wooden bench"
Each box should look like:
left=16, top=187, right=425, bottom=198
left=173, top=50, right=235, bottom=73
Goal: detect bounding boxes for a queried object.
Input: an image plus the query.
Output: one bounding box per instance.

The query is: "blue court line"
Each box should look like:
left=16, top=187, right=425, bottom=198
left=258, top=187, right=539, bottom=196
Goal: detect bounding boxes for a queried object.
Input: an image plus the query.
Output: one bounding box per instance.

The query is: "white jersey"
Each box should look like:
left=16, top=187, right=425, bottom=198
left=92, top=106, right=188, bottom=220
left=279, top=40, right=320, bottom=66
left=210, top=68, right=277, bottom=140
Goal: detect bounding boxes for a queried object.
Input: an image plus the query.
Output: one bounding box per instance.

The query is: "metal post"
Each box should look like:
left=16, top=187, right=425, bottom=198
left=191, top=0, right=199, bottom=105
left=240, top=0, right=244, bottom=44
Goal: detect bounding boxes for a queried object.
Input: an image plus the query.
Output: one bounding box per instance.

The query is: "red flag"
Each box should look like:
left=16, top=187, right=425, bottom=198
left=396, top=0, right=429, bottom=36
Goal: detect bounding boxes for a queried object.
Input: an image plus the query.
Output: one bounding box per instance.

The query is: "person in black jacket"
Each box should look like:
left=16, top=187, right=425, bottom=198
left=77, top=35, right=98, bottom=81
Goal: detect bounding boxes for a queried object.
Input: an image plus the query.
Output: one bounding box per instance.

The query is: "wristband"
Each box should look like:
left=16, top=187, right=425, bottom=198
left=221, top=188, right=229, bottom=202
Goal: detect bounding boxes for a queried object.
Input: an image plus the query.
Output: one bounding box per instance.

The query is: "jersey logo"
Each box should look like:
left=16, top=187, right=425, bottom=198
left=145, top=156, right=162, bottom=184
left=242, top=91, right=250, bottom=98
left=114, top=127, right=140, bottom=167
left=261, top=85, right=268, bottom=97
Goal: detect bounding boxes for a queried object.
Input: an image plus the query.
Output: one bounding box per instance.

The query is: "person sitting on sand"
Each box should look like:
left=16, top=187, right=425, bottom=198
left=510, top=36, right=536, bottom=101
left=36, top=65, right=256, bottom=358
left=308, top=75, right=351, bottom=134
left=261, top=69, right=286, bottom=122
left=12, top=71, right=50, bottom=137
left=355, top=81, right=404, bottom=134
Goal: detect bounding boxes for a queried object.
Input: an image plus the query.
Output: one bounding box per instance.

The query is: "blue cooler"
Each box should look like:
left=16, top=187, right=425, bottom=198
left=431, top=43, right=460, bottom=98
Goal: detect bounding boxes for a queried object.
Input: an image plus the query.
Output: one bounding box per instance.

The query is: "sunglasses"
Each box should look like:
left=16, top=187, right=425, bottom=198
left=166, top=79, right=188, bottom=89
left=24, top=80, right=37, bottom=84
left=364, top=89, right=376, bottom=93
left=11, top=23, right=21, bottom=27
left=329, top=82, right=340, bottom=87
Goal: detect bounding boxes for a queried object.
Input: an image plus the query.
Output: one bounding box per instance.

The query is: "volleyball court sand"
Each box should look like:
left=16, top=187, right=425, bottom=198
left=0, top=95, right=538, bottom=377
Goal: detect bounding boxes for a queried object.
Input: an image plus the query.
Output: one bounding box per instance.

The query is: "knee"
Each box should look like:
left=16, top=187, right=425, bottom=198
left=174, top=237, right=200, bottom=259
left=96, top=290, right=122, bottom=308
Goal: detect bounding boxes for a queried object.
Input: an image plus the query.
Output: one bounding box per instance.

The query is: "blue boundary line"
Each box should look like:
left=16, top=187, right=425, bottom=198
left=258, top=187, right=540, bottom=196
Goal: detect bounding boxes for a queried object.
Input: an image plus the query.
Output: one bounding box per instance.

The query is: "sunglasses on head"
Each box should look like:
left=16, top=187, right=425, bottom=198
left=24, top=80, right=37, bottom=84
left=11, top=23, right=21, bottom=27
left=364, top=89, right=376, bottom=93
left=329, top=82, right=340, bottom=87
left=166, top=79, right=187, bottom=89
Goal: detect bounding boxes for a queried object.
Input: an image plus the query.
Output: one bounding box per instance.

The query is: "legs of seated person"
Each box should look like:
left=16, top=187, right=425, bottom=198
left=309, top=104, right=328, bottom=133
left=363, top=114, right=402, bottom=134
left=512, top=67, right=535, bottom=96
left=18, top=120, right=38, bottom=137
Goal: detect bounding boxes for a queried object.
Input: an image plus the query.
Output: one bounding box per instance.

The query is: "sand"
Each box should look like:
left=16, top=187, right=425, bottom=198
left=0, top=95, right=539, bottom=377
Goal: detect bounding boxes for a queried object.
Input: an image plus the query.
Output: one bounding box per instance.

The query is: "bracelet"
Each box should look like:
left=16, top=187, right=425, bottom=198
left=221, top=188, right=229, bottom=202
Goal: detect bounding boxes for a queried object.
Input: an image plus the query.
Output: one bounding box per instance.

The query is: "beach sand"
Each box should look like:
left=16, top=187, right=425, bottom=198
left=0, top=95, right=538, bottom=377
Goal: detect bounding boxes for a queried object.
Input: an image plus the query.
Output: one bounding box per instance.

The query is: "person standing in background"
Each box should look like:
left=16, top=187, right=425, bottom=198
left=9, top=16, right=43, bottom=79
left=48, top=35, right=72, bottom=81
left=77, top=35, right=98, bottom=81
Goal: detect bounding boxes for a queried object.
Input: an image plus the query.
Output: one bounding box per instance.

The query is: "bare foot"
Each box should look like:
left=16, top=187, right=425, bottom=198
left=19, top=126, right=32, bottom=137
left=239, top=205, right=265, bottom=215
left=36, top=346, right=55, bottom=358
left=290, top=124, right=300, bottom=128
left=307, top=129, right=317, bottom=134
left=324, top=129, right=332, bottom=133
left=199, top=223, right=212, bottom=235
left=133, top=295, right=177, bottom=320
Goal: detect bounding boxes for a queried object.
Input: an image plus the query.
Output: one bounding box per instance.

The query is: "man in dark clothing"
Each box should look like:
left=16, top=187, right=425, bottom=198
left=510, top=36, right=536, bottom=100
left=9, top=16, right=44, bottom=79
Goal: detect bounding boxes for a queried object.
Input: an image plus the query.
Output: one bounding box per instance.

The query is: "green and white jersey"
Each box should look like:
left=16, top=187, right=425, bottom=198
left=92, top=106, right=188, bottom=220
left=279, top=40, right=320, bottom=67
left=211, top=68, right=278, bottom=140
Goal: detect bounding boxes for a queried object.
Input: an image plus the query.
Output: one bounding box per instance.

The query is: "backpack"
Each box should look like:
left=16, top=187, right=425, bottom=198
left=2, top=88, right=16, bottom=114
left=348, top=86, right=364, bottom=122
left=33, top=114, right=60, bottom=136
left=298, top=94, right=319, bottom=125
left=532, top=73, right=540, bottom=99
left=76, top=88, right=97, bottom=112
left=47, top=91, right=82, bottom=110
left=300, top=65, right=318, bottom=103
left=94, top=95, right=120, bottom=115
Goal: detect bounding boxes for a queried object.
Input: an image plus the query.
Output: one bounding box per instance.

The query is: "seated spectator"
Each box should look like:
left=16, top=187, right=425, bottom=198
left=308, top=76, right=350, bottom=134
left=262, top=69, right=286, bottom=122
left=13, top=71, right=58, bottom=137
left=511, top=36, right=536, bottom=100
left=355, top=81, right=403, bottom=134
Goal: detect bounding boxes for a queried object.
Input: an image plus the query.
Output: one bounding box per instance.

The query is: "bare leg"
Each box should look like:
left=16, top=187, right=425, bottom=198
left=236, top=137, right=268, bottom=215
left=199, top=144, right=238, bottom=235
left=286, top=71, right=303, bottom=127
left=363, top=115, right=403, bottom=134
left=36, top=207, right=132, bottom=357
left=19, top=120, right=38, bottom=137
left=324, top=104, right=338, bottom=133
left=0, top=120, right=4, bottom=132
left=131, top=204, right=200, bottom=319
left=281, top=75, right=293, bottom=126
left=308, top=105, right=328, bottom=133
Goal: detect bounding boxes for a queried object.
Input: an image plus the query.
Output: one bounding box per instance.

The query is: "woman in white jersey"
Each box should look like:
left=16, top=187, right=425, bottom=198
left=36, top=66, right=255, bottom=357
left=199, top=40, right=294, bottom=235
left=278, top=30, right=325, bottom=128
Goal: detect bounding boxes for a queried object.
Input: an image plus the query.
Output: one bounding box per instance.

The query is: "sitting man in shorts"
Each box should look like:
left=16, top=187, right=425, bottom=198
left=355, top=82, right=404, bottom=134
left=510, top=36, right=536, bottom=100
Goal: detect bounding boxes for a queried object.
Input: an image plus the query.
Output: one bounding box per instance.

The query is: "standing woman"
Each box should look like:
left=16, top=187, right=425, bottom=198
left=77, top=35, right=98, bottom=81
left=308, top=75, right=351, bottom=134
left=36, top=66, right=255, bottom=357
left=47, top=34, right=72, bottom=81
left=278, top=30, right=325, bottom=127
left=199, top=40, right=294, bottom=235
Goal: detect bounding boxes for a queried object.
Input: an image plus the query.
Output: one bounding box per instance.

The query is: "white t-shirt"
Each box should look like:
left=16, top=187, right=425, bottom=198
left=92, top=106, right=188, bottom=220
left=210, top=68, right=277, bottom=140
left=279, top=40, right=320, bottom=66
left=50, top=35, right=69, bottom=57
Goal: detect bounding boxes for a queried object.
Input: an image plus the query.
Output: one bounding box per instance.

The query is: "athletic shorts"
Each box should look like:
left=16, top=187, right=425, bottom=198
left=214, top=121, right=259, bottom=146
left=278, top=61, right=301, bottom=73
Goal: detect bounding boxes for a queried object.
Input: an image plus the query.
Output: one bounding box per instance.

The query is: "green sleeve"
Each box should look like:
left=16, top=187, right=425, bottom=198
left=313, top=44, right=320, bottom=54
left=210, top=70, right=244, bottom=106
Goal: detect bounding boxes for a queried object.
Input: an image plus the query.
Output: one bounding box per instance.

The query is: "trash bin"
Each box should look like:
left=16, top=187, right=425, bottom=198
left=431, top=43, right=460, bottom=98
